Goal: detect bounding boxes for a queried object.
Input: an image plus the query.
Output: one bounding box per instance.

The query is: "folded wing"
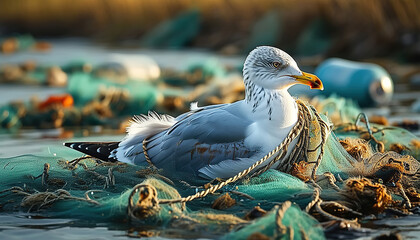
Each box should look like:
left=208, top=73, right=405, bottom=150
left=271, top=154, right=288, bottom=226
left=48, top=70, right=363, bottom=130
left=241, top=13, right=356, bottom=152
left=116, top=101, right=258, bottom=178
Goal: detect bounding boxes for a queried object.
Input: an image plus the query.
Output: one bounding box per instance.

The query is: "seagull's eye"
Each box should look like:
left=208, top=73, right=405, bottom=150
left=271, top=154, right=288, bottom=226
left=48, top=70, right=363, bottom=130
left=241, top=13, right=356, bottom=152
left=273, top=62, right=281, bottom=68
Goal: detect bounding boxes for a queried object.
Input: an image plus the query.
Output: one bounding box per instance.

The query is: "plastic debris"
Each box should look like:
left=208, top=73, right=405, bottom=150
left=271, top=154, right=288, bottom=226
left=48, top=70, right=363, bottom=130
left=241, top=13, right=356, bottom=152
left=291, top=59, right=394, bottom=107
left=0, top=104, right=21, bottom=129
left=317, top=59, right=394, bottom=107
left=67, top=72, right=160, bottom=115
left=46, top=66, right=68, bottom=86
left=0, top=35, right=50, bottom=54
left=38, top=94, right=74, bottom=110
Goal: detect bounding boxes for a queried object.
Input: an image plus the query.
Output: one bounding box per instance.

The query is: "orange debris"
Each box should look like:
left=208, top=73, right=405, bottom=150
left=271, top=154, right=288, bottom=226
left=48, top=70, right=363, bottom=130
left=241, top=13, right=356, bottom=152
left=38, top=94, right=74, bottom=110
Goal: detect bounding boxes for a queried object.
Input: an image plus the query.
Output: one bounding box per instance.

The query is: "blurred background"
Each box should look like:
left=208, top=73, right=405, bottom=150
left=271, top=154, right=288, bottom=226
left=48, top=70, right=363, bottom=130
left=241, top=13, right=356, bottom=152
left=0, top=0, right=420, bottom=137
left=2, top=0, right=420, bottom=59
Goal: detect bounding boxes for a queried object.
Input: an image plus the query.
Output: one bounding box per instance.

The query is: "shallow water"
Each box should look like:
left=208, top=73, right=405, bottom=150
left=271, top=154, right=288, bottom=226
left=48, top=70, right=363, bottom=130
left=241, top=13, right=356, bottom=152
left=0, top=214, right=165, bottom=240
left=0, top=213, right=220, bottom=240
left=0, top=214, right=129, bottom=240
left=2, top=213, right=419, bottom=240
left=371, top=215, right=420, bottom=239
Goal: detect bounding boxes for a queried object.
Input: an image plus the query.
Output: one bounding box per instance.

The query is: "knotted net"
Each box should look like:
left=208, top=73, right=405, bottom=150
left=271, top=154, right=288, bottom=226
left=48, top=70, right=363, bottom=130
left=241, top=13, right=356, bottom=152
left=1, top=100, right=419, bottom=239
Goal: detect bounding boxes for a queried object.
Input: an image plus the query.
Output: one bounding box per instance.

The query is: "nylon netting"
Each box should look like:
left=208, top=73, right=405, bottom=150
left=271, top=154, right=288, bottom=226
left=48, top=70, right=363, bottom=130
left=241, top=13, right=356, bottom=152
left=1, top=99, right=419, bottom=239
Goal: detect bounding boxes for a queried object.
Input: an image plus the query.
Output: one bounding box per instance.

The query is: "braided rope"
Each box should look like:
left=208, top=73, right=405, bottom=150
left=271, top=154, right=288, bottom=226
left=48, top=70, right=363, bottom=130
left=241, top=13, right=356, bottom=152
left=142, top=137, right=157, bottom=169
left=159, top=107, right=305, bottom=204
left=306, top=187, right=360, bottom=222
left=127, top=183, right=160, bottom=220
left=315, top=199, right=358, bottom=223
left=158, top=101, right=329, bottom=205
left=397, top=182, right=412, bottom=208
left=250, top=144, right=289, bottom=178
left=310, top=107, right=329, bottom=179
left=305, top=188, right=320, bottom=212
left=277, top=103, right=311, bottom=173
left=287, top=121, right=309, bottom=171
left=321, top=201, right=362, bottom=216
left=250, top=103, right=308, bottom=177
left=301, top=107, right=312, bottom=161
left=275, top=201, right=292, bottom=235
left=323, top=172, right=341, bottom=191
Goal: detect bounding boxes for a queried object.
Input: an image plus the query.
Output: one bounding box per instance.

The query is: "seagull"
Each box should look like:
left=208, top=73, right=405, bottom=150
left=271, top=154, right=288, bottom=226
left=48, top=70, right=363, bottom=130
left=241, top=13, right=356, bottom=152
left=64, top=46, right=323, bottom=181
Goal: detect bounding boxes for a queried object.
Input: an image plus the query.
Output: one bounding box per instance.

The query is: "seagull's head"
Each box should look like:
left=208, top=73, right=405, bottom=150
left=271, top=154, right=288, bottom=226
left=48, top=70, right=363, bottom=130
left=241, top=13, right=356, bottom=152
left=243, top=46, right=323, bottom=91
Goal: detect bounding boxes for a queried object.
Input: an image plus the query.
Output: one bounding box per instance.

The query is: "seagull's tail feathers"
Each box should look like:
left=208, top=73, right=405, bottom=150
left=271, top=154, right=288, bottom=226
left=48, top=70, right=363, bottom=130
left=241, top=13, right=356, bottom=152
left=126, top=112, right=176, bottom=137
left=63, top=142, right=120, bottom=162
left=115, top=111, right=176, bottom=164
left=65, top=112, right=176, bottom=165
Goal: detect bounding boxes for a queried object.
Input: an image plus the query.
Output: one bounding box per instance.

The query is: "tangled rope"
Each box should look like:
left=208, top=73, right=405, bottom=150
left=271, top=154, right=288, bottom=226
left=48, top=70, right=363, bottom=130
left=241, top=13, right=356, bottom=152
left=276, top=102, right=312, bottom=174
left=249, top=102, right=309, bottom=178
left=127, top=184, right=160, bottom=220
left=310, top=107, right=330, bottom=179
left=157, top=100, right=328, bottom=205
left=157, top=108, right=304, bottom=204
left=305, top=187, right=361, bottom=223
left=354, top=113, right=385, bottom=152
left=142, top=137, right=157, bottom=169
left=0, top=186, right=99, bottom=211
left=275, top=201, right=292, bottom=235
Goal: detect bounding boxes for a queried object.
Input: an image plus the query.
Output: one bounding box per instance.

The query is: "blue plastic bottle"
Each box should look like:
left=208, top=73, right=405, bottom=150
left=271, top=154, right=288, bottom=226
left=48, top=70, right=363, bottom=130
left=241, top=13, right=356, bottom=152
left=290, top=58, right=394, bottom=107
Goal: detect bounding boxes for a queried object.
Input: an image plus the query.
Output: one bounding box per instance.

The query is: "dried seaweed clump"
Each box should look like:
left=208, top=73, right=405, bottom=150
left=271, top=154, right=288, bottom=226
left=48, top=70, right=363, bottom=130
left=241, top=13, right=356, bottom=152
left=212, top=193, right=236, bottom=210
left=405, top=187, right=420, bottom=204
left=411, top=139, right=420, bottom=148
left=389, top=143, right=409, bottom=154
left=341, top=178, right=392, bottom=214
left=339, top=138, right=373, bottom=161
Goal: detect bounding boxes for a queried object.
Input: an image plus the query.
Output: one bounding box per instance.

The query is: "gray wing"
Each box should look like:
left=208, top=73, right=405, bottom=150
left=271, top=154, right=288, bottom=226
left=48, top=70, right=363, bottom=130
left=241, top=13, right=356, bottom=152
left=136, top=102, right=257, bottom=177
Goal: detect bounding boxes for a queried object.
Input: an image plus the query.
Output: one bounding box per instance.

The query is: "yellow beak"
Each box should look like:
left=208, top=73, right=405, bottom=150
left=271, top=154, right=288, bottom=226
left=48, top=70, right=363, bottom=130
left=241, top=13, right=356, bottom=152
left=290, top=72, right=323, bottom=90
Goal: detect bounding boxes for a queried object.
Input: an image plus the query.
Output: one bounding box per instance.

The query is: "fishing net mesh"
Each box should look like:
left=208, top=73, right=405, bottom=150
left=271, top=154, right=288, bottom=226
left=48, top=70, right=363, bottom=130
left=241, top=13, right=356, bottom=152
left=1, top=100, right=419, bottom=239
left=335, top=124, right=420, bottom=159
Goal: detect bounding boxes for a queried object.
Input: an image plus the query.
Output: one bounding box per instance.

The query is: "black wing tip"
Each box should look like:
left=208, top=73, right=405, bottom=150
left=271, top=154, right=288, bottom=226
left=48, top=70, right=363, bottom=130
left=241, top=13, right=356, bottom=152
left=63, top=142, right=83, bottom=149
left=63, top=141, right=120, bottom=162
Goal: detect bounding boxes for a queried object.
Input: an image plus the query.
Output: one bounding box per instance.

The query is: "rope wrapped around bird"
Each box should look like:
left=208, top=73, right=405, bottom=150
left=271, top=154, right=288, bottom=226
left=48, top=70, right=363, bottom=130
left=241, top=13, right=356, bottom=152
left=136, top=100, right=330, bottom=206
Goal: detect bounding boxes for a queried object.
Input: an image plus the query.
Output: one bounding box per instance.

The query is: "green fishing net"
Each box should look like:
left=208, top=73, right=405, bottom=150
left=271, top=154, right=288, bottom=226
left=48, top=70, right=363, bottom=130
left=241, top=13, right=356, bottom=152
left=68, top=72, right=160, bottom=115
left=335, top=123, right=420, bottom=159
left=223, top=203, right=324, bottom=240
left=311, top=95, right=420, bottom=159
left=1, top=100, right=419, bottom=239
left=0, top=154, right=324, bottom=238
left=310, top=94, right=362, bottom=125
